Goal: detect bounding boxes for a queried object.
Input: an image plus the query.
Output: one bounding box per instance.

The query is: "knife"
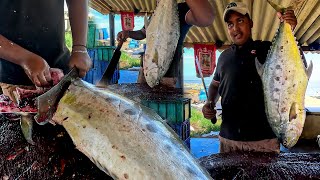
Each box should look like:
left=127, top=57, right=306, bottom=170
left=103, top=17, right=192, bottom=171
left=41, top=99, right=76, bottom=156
left=34, top=67, right=79, bottom=125
left=195, top=57, right=217, bottom=124
left=96, top=39, right=124, bottom=87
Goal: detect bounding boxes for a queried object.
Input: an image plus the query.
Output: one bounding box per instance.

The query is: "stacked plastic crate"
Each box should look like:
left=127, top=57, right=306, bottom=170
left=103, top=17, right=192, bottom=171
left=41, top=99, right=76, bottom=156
left=141, top=98, right=191, bottom=148
left=83, top=23, right=119, bottom=85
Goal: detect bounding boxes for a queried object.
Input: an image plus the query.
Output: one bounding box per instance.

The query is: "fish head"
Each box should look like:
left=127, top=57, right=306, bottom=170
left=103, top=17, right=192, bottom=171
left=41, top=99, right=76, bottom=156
left=280, top=122, right=302, bottom=148
left=144, top=62, right=159, bottom=88
left=279, top=105, right=305, bottom=148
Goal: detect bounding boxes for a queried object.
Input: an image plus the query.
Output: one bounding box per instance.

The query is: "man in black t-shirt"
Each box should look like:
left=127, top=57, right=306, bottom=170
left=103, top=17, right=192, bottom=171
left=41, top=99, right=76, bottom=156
left=117, top=0, right=214, bottom=87
left=0, top=0, right=92, bottom=102
left=202, top=2, right=298, bottom=153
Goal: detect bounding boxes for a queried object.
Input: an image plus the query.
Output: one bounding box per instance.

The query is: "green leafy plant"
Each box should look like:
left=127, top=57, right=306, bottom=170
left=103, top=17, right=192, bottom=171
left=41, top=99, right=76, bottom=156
left=65, top=31, right=73, bottom=51
left=190, top=107, right=221, bottom=137
left=119, top=52, right=141, bottom=69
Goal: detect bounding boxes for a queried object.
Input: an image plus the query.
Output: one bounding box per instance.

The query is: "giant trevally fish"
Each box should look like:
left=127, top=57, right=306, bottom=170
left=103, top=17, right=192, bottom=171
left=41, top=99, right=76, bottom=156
left=52, top=79, right=212, bottom=180
left=144, top=0, right=180, bottom=87
left=256, top=1, right=313, bottom=148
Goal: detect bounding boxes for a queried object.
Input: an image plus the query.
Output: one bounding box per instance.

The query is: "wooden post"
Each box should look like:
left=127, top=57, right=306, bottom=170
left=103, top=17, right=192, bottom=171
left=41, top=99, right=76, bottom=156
left=109, top=13, right=115, bottom=46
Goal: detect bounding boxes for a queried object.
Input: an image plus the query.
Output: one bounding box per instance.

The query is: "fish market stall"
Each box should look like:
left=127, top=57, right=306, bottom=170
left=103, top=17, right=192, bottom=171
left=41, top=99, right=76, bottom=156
left=1, top=117, right=320, bottom=179
left=1, top=0, right=320, bottom=179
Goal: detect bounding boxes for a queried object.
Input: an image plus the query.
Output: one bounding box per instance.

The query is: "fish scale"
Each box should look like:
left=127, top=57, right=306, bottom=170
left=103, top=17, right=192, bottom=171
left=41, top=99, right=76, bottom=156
left=256, top=19, right=313, bottom=148
left=144, top=0, right=180, bottom=87
left=52, top=79, right=212, bottom=180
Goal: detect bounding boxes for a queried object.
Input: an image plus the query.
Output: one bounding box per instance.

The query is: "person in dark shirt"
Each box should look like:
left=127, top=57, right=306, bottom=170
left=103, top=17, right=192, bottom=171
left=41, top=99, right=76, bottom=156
left=0, top=0, right=92, bottom=102
left=117, top=0, right=215, bottom=87
left=202, top=2, right=297, bottom=153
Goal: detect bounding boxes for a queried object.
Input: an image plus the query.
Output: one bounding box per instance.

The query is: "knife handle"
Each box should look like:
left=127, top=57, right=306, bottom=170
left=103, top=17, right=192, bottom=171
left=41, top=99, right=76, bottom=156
left=208, top=101, right=217, bottom=124
left=211, top=116, right=217, bottom=124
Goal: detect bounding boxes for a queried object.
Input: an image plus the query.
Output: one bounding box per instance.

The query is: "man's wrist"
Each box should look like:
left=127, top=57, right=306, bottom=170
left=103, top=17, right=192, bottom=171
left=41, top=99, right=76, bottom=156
left=72, top=45, right=87, bottom=54
left=208, top=101, right=215, bottom=110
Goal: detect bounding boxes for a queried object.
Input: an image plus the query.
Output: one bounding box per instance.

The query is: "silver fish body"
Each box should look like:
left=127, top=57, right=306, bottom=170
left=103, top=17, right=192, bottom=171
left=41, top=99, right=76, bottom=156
left=52, top=79, right=212, bottom=180
left=144, top=0, right=180, bottom=87
left=256, top=22, right=313, bottom=148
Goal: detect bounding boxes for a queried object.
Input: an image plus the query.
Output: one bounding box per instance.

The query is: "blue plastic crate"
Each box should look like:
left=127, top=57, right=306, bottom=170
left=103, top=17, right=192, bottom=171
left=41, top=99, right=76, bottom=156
left=83, top=46, right=119, bottom=85
left=184, top=137, right=191, bottom=149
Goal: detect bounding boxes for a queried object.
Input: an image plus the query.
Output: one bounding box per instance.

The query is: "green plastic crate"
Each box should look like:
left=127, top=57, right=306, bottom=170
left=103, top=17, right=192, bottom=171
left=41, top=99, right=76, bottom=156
left=141, top=98, right=191, bottom=148
left=141, top=98, right=191, bottom=125
left=87, top=23, right=97, bottom=48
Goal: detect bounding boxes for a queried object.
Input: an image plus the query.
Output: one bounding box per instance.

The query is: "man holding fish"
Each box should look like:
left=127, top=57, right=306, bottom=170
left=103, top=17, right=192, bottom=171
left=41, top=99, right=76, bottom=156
left=202, top=2, right=299, bottom=153
left=117, top=0, right=215, bottom=87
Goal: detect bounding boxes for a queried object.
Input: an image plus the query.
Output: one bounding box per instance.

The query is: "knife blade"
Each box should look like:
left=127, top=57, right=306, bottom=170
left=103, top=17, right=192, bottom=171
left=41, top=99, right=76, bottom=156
left=195, top=57, right=217, bottom=124
left=34, top=67, right=79, bottom=125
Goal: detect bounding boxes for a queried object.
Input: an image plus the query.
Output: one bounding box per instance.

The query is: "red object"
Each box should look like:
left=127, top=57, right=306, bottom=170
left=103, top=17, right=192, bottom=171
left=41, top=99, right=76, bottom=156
left=120, top=11, right=135, bottom=31
left=0, top=68, right=64, bottom=114
left=194, top=44, right=216, bottom=77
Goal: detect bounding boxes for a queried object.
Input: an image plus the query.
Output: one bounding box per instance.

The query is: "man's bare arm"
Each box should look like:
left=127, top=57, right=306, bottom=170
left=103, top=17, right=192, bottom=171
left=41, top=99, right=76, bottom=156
left=0, top=34, right=33, bottom=66
left=185, top=0, right=215, bottom=27
left=0, top=34, right=51, bottom=86
left=66, top=0, right=88, bottom=47
left=208, top=80, right=220, bottom=106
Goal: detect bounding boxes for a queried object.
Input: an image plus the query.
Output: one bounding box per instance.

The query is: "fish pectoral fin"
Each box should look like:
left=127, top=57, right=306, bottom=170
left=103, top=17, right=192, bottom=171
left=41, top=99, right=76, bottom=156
left=306, top=60, right=313, bottom=80
left=20, top=113, right=35, bottom=145
left=152, top=49, right=159, bottom=65
left=255, top=57, right=264, bottom=77
left=144, top=13, right=149, bottom=30
left=289, top=102, right=298, bottom=122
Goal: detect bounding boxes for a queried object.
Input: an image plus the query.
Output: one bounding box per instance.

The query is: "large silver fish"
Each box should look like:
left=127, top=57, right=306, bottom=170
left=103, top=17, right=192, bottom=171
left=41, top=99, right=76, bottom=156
left=144, top=0, right=180, bottom=87
left=256, top=3, right=313, bottom=148
left=52, top=79, right=212, bottom=180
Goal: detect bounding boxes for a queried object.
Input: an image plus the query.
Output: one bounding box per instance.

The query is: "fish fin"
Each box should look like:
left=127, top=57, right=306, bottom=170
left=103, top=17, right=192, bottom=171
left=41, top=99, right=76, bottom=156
left=255, top=57, right=264, bottom=77
left=289, top=102, right=298, bottom=122
left=144, top=13, right=149, bottom=29
left=152, top=49, right=159, bottom=65
left=306, top=60, right=313, bottom=80
left=20, top=113, right=35, bottom=145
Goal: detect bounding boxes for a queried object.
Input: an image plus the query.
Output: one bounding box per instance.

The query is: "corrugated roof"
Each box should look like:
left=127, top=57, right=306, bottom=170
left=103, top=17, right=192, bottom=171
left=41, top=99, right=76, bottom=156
left=89, top=0, right=320, bottom=49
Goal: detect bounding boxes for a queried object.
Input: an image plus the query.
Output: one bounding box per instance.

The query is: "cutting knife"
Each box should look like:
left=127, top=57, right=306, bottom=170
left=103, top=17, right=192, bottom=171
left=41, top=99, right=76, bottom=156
left=195, top=57, right=217, bottom=124
left=35, top=67, right=79, bottom=125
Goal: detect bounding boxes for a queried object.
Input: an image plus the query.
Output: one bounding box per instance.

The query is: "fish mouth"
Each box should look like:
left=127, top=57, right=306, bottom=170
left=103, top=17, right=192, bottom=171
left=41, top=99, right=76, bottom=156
left=145, top=67, right=160, bottom=87
left=280, top=125, right=301, bottom=148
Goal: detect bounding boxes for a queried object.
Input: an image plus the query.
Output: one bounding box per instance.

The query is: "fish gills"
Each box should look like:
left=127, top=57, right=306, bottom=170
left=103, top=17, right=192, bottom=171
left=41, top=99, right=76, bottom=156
left=52, top=79, right=212, bottom=180
left=144, top=0, right=180, bottom=87
left=256, top=22, right=313, bottom=148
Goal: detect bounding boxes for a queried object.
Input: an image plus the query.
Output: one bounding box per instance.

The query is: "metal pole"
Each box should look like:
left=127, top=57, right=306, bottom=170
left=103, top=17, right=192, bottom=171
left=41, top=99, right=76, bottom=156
left=109, top=13, right=115, bottom=46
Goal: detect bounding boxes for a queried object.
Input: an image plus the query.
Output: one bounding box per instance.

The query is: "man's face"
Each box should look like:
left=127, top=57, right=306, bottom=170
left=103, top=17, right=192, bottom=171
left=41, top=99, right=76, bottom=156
left=226, top=11, right=252, bottom=46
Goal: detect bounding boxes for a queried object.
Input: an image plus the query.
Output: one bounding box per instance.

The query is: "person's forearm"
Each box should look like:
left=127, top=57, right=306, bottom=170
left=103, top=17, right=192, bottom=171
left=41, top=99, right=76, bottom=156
left=0, top=34, right=32, bottom=66
left=185, top=0, right=215, bottom=26
left=128, top=30, right=146, bottom=40
left=208, top=80, right=220, bottom=105
left=67, top=0, right=88, bottom=46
